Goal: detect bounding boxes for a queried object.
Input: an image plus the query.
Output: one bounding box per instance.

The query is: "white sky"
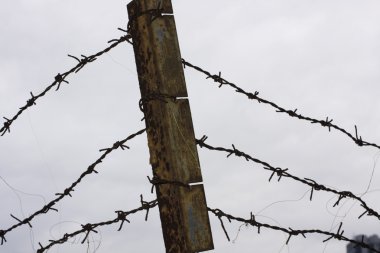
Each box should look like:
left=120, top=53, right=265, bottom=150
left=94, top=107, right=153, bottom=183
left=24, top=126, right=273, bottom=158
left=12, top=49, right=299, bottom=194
left=1, top=0, right=380, bottom=253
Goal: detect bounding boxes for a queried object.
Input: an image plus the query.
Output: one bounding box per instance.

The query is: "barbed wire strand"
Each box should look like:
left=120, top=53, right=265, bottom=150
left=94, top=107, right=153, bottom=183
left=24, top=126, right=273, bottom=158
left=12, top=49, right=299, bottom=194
left=0, top=129, right=145, bottom=245
left=0, top=31, right=132, bottom=138
left=36, top=195, right=158, bottom=253
left=196, top=136, right=380, bottom=222
left=0, top=3, right=166, bottom=138
left=2, top=5, right=377, bottom=251
left=208, top=207, right=380, bottom=253
left=181, top=59, right=380, bottom=151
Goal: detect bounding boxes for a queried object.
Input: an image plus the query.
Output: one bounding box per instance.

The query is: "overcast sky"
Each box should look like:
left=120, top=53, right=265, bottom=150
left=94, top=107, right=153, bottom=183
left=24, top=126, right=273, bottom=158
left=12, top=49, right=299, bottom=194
left=1, top=1, right=380, bottom=253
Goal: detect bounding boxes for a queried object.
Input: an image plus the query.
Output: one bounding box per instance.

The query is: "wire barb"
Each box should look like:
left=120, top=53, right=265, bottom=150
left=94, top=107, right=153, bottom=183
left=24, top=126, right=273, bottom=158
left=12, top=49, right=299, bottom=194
left=207, top=71, right=224, bottom=88
left=81, top=223, right=98, bottom=244
left=55, top=188, right=73, bottom=198
left=320, top=117, right=333, bottom=132
left=26, top=92, right=37, bottom=107
left=54, top=73, right=69, bottom=91
left=140, top=195, right=157, bottom=221
left=196, top=135, right=208, bottom=148
left=333, top=194, right=346, bottom=207
left=99, top=140, right=130, bottom=152
left=268, top=167, right=289, bottom=182
left=355, top=125, right=363, bottom=146
left=67, top=54, right=97, bottom=73
left=10, top=214, right=32, bottom=228
left=304, top=178, right=324, bottom=201
left=208, top=208, right=231, bottom=241
left=0, top=230, right=6, bottom=245
left=42, top=204, right=58, bottom=214
left=227, top=144, right=249, bottom=161
left=36, top=242, right=45, bottom=253
left=1, top=117, right=12, bottom=136
left=115, top=211, right=130, bottom=231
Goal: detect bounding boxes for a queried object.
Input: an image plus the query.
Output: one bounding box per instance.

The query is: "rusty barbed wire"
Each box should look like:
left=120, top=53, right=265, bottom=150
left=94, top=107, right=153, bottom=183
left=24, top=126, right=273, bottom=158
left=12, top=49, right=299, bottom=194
left=139, top=93, right=177, bottom=112
left=36, top=195, right=158, bottom=253
left=182, top=59, right=380, bottom=151
left=196, top=135, right=380, bottom=222
left=0, top=129, right=145, bottom=245
left=1, top=3, right=167, bottom=138
left=1, top=0, right=170, bottom=136
left=0, top=31, right=132, bottom=138
left=146, top=176, right=191, bottom=194
left=208, top=207, right=380, bottom=253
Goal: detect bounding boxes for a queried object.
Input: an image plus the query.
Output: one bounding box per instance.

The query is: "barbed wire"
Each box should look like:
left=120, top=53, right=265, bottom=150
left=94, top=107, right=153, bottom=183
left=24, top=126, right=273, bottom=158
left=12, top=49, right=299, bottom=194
left=1, top=1, right=169, bottom=139
left=36, top=195, right=158, bottom=253
left=0, top=1, right=173, bottom=139
left=0, top=31, right=132, bottom=138
left=2, top=5, right=378, bottom=252
left=0, top=129, right=145, bottom=245
left=196, top=136, right=380, bottom=222
left=208, top=206, right=380, bottom=253
left=182, top=59, right=380, bottom=151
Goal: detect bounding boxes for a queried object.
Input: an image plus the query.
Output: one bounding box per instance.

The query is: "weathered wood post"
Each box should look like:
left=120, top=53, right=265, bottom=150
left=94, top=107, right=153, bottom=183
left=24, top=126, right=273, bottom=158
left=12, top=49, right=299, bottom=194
left=127, top=0, right=214, bottom=252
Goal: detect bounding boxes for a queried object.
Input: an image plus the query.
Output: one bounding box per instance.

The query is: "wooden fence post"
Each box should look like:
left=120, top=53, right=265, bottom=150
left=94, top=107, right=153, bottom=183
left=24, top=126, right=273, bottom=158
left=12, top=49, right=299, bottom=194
left=127, top=0, right=214, bottom=252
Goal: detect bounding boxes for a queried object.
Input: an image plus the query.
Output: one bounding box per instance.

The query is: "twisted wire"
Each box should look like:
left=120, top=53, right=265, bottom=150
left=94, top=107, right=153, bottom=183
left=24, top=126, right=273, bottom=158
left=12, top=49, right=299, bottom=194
left=182, top=59, right=380, bottom=151
left=36, top=195, right=157, bottom=253
left=0, top=129, right=145, bottom=245
left=208, top=207, right=380, bottom=253
left=1, top=2, right=170, bottom=138
left=0, top=32, right=132, bottom=137
left=196, top=135, right=380, bottom=222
